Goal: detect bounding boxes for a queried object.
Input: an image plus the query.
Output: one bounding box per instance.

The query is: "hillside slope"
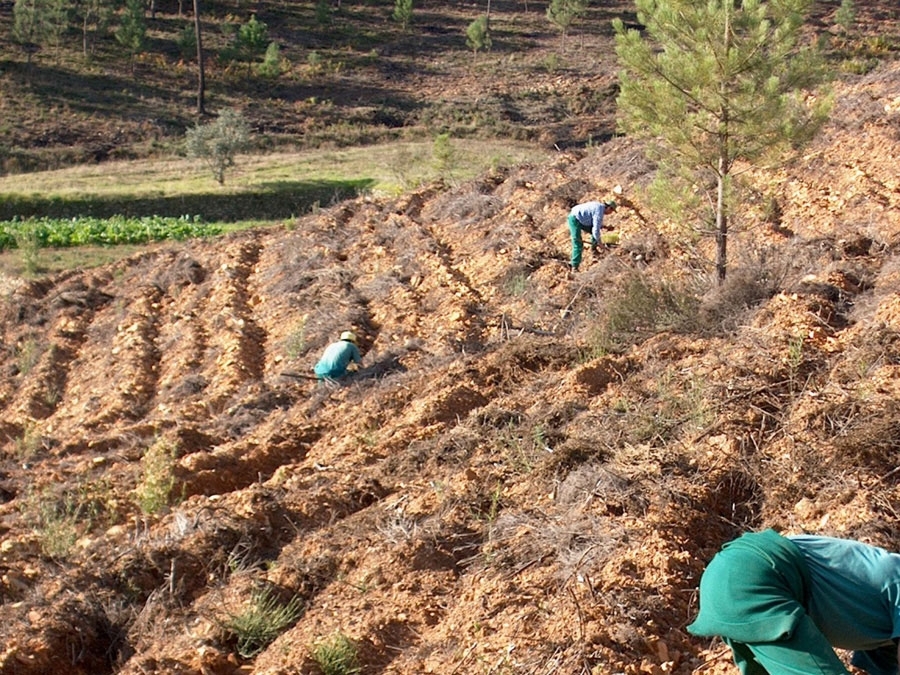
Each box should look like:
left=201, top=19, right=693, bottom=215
left=1, top=61, right=900, bottom=675
left=0, top=0, right=626, bottom=172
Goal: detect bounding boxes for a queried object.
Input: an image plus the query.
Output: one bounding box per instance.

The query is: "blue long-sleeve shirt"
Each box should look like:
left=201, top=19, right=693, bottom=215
left=314, top=340, right=361, bottom=379
left=569, top=201, right=609, bottom=245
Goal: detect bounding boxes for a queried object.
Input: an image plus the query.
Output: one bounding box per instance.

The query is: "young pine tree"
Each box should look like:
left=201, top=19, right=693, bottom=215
left=42, top=0, right=69, bottom=59
left=393, top=0, right=413, bottom=31
left=12, top=0, right=44, bottom=62
left=235, top=14, right=268, bottom=77
left=546, top=0, right=587, bottom=48
left=77, top=0, right=115, bottom=57
left=116, top=0, right=147, bottom=75
left=614, top=0, right=831, bottom=283
left=835, top=0, right=856, bottom=34
left=12, top=0, right=67, bottom=62
left=466, top=15, right=491, bottom=63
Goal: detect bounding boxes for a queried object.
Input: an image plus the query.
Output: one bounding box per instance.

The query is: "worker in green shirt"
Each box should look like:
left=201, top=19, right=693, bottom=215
left=314, top=330, right=362, bottom=381
left=689, top=529, right=900, bottom=675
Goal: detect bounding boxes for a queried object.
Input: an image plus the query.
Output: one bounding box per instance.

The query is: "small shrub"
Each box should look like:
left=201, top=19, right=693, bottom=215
left=223, top=585, right=303, bottom=658
left=432, top=132, right=456, bottom=181
left=502, top=270, right=528, bottom=296
left=285, top=318, right=307, bottom=359
left=542, top=52, right=560, bottom=73
left=20, top=489, right=91, bottom=559
left=14, top=423, right=42, bottom=459
left=835, top=0, right=856, bottom=33
left=12, top=221, right=41, bottom=274
left=135, top=438, right=179, bottom=515
left=471, top=483, right=504, bottom=523
left=587, top=272, right=699, bottom=355
left=627, top=368, right=712, bottom=444
left=258, top=41, right=284, bottom=78
left=311, top=632, right=361, bottom=675
left=498, top=421, right=539, bottom=474
left=37, top=497, right=81, bottom=558
left=15, top=337, right=41, bottom=374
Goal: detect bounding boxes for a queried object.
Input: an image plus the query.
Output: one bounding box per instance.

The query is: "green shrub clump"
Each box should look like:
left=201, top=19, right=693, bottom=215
left=223, top=586, right=303, bottom=658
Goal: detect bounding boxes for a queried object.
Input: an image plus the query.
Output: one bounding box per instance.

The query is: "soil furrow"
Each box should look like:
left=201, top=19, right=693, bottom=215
left=99, top=283, right=165, bottom=422
left=202, top=236, right=267, bottom=410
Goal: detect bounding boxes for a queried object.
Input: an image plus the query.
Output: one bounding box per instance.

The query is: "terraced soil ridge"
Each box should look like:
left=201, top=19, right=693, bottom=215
left=1, top=61, right=900, bottom=675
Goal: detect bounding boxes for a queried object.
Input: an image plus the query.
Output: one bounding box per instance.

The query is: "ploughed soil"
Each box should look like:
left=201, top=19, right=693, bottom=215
left=3, top=2, right=900, bottom=674
left=2, top=56, right=900, bottom=674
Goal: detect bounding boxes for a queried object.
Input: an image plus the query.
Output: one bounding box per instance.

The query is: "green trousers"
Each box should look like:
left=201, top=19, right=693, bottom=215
left=567, top=214, right=595, bottom=270
left=723, top=614, right=851, bottom=675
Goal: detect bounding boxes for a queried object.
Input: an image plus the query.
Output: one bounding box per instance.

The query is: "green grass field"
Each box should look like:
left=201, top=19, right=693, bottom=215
left=0, top=139, right=551, bottom=277
left=0, top=139, right=548, bottom=202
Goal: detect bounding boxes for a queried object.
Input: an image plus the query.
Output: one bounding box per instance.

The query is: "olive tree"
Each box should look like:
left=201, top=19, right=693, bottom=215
left=185, top=109, right=251, bottom=185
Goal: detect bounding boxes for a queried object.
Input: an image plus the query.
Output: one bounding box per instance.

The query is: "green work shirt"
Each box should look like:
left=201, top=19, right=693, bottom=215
left=314, top=339, right=361, bottom=379
left=688, top=530, right=900, bottom=675
left=687, top=529, right=810, bottom=644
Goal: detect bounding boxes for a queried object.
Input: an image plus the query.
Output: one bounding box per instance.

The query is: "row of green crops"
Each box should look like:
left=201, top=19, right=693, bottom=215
left=0, top=215, right=223, bottom=250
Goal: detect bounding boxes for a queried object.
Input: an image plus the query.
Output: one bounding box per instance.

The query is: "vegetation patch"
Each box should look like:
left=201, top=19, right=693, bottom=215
left=0, top=215, right=221, bottom=250
left=222, top=585, right=304, bottom=659
left=311, top=631, right=362, bottom=675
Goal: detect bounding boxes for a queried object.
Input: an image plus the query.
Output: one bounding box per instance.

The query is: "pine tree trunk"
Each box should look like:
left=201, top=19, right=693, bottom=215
left=194, top=0, right=205, bottom=115
left=715, top=2, right=731, bottom=284
left=715, top=163, right=727, bottom=284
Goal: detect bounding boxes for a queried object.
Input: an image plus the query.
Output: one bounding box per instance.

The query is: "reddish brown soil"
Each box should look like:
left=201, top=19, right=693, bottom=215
left=1, top=57, right=900, bottom=674
left=3, top=2, right=900, bottom=674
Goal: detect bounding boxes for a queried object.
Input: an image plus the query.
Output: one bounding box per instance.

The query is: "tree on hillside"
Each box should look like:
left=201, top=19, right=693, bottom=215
left=315, top=0, right=330, bottom=25
left=546, top=0, right=587, bottom=48
left=12, top=0, right=68, bottom=62
left=193, top=0, right=206, bottom=114
left=233, top=14, right=269, bottom=77
left=75, top=0, right=114, bottom=57
left=393, top=0, right=413, bottom=31
left=42, top=0, right=68, bottom=59
left=466, top=15, right=491, bottom=63
left=12, top=0, right=45, bottom=63
left=185, top=108, right=251, bottom=185
left=116, top=0, right=146, bottom=75
left=614, top=0, right=831, bottom=283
